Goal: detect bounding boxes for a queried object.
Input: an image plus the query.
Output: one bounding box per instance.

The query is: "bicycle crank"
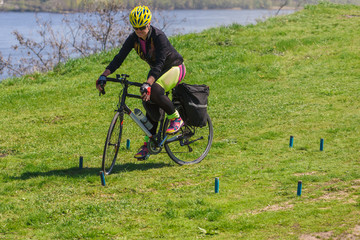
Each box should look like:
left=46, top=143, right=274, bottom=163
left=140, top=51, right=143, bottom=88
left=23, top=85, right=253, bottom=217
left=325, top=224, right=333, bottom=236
left=148, top=140, right=162, bottom=155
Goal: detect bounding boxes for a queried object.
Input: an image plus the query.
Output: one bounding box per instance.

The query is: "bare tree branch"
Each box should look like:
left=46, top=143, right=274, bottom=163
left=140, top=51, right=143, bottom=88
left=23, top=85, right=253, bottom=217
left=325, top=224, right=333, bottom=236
left=1, top=0, right=131, bottom=78
left=276, top=0, right=289, bottom=15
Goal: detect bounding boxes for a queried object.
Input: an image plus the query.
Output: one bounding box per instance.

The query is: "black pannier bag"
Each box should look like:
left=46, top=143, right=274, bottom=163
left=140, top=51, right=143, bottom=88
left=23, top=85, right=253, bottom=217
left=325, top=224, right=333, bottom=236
left=172, top=83, right=209, bottom=127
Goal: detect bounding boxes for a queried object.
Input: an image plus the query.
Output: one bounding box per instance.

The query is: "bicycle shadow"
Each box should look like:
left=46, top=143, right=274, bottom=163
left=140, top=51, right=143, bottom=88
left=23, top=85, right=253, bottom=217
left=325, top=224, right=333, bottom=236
left=11, top=167, right=99, bottom=180
left=110, top=162, right=173, bottom=175
left=10, top=162, right=172, bottom=180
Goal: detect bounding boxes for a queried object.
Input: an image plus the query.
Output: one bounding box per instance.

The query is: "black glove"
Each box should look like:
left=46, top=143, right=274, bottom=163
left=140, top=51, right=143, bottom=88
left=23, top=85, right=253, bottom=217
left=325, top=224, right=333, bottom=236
left=96, top=75, right=107, bottom=95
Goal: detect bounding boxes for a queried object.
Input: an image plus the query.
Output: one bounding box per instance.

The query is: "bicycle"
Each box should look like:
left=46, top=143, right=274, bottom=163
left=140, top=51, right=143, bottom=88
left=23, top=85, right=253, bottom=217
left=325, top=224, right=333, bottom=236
left=100, top=74, right=213, bottom=175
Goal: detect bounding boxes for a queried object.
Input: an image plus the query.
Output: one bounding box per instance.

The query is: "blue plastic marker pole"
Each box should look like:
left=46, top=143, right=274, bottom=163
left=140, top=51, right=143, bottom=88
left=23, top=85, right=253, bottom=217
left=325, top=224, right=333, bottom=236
left=320, top=138, right=324, bottom=151
left=289, top=136, right=294, bottom=148
left=215, top=177, right=219, bottom=193
left=126, top=139, right=130, bottom=150
left=100, top=171, right=106, bottom=186
left=297, top=180, right=302, bottom=196
left=79, top=156, right=83, bottom=169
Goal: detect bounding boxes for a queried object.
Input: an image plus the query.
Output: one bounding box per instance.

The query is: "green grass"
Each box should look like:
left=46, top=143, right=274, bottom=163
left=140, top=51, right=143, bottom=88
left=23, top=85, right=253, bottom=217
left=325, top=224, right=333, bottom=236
left=1, top=2, right=360, bottom=239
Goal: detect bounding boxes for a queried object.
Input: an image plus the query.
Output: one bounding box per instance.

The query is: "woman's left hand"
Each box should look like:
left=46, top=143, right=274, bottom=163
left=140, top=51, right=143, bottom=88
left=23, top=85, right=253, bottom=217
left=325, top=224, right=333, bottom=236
left=140, top=83, right=151, bottom=101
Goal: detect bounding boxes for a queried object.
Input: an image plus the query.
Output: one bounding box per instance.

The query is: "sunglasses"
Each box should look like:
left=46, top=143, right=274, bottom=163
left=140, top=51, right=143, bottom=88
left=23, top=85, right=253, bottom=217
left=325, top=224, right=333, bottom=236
left=133, top=26, right=147, bottom=31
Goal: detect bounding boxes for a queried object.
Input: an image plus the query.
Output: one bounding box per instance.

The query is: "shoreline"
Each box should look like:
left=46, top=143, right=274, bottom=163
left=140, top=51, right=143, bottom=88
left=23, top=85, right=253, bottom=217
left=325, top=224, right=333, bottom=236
left=0, top=6, right=299, bottom=14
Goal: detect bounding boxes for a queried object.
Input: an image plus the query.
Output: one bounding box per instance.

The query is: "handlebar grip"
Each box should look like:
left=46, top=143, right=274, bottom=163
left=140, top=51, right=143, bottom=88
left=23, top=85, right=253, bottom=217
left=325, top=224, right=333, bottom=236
left=98, top=79, right=106, bottom=96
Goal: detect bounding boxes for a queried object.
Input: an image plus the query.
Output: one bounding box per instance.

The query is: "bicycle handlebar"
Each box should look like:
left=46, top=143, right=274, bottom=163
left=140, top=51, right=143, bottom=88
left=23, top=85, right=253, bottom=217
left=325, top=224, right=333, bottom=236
left=106, top=74, right=143, bottom=87
left=99, top=74, right=143, bottom=99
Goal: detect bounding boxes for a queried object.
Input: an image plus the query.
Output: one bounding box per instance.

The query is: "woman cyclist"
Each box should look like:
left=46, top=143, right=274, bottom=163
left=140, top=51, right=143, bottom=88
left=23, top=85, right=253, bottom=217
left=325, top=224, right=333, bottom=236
left=96, top=5, right=186, bottom=160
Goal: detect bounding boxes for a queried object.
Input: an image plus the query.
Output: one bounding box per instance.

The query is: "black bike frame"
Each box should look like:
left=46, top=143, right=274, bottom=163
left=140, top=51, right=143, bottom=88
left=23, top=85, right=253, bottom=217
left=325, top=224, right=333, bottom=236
left=106, top=74, right=184, bottom=148
left=107, top=74, right=154, bottom=138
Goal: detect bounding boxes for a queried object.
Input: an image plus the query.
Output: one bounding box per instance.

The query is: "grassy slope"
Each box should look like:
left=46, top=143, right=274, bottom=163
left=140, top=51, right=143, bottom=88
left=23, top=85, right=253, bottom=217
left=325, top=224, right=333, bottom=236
left=1, top=2, right=360, bottom=239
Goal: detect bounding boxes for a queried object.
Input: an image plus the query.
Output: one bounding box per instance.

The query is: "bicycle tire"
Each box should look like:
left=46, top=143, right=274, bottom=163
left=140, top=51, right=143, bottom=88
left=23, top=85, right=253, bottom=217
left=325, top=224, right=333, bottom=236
left=102, top=111, right=123, bottom=175
left=164, top=113, right=213, bottom=165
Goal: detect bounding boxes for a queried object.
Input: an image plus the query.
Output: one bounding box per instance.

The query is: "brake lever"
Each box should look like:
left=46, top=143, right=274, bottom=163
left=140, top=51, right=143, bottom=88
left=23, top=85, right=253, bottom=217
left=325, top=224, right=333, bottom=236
left=99, top=89, right=105, bottom=96
left=99, top=82, right=106, bottom=96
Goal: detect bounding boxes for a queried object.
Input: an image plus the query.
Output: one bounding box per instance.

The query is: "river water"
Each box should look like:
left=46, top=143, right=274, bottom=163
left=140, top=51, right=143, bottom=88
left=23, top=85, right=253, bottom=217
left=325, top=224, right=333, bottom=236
left=0, top=9, right=294, bottom=80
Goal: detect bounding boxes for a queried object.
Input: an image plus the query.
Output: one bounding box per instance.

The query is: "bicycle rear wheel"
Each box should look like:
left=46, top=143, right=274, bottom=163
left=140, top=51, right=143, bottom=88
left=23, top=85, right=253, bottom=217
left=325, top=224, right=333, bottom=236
left=164, top=113, right=213, bottom=165
left=102, top=111, right=123, bottom=175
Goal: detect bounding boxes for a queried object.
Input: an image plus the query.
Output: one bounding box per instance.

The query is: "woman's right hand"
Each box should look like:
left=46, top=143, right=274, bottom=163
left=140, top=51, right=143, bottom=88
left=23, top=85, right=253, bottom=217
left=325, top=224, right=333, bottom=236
left=96, top=75, right=107, bottom=95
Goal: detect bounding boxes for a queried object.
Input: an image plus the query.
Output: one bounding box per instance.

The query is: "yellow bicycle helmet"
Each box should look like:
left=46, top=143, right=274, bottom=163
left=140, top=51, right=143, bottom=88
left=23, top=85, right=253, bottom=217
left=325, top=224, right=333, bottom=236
left=129, top=5, right=152, bottom=28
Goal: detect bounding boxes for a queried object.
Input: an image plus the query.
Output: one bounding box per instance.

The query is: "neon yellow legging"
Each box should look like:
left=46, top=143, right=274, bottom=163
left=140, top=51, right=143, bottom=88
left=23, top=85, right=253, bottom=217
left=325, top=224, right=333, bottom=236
left=156, top=63, right=186, bottom=92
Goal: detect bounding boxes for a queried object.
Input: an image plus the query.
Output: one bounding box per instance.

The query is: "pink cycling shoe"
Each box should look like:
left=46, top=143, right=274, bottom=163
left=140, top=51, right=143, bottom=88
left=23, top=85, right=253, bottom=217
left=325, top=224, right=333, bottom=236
left=134, top=143, right=150, bottom=160
left=166, top=117, right=184, bottom=134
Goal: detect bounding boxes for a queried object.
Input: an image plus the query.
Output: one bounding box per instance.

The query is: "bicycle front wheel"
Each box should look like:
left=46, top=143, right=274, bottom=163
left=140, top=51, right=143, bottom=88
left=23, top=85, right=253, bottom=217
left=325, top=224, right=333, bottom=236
left=102, top=111, right=123, bottom=175
left=164, top=113, right=213, bottom=165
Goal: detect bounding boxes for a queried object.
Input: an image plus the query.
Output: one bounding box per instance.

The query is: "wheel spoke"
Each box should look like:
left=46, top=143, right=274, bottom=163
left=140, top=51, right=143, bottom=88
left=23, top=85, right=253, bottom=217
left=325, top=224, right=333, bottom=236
left=164, top=113, right=213, bottom=165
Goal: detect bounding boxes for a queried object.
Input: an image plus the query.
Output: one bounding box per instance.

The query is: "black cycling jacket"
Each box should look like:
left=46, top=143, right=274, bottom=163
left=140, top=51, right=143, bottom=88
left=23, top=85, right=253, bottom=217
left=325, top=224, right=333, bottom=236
left=106, top=26, right=183, bottom=80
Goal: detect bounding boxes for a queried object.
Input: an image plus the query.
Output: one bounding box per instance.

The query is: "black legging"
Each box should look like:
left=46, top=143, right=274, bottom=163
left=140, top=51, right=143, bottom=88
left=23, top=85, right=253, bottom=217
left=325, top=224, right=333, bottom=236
left=143, top=82, right=175, bottom=135
left=150, top=83, right=175, bottom=114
